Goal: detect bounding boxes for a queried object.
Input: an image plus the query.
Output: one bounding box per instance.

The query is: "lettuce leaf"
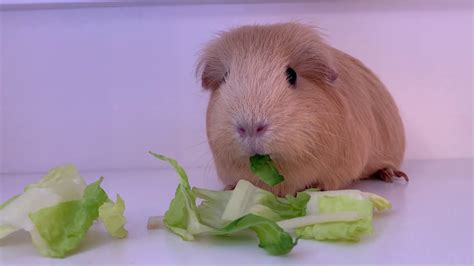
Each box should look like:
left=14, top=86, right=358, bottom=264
left=24, top=164, right=87, bottom=199
left=0, top=165, right=128, bottom=258
left=99, top=194, right=128, bottom=238
left=29, top=177, right=108, bottom=258
left=294, top=190, right=382, bottom=241
left=277, top=212, right=361, bottom=231
left=362, top=192, right=392, bottom=211
left=192, top=187, right=232, bottom=229
left=151, top=152, right=391, bottom=254
left=150, top=152, right=297, bottom=255
left=222, top=179, right=309, bottom=222
left=249, top=154, right=284, bottom=186
left=215, top=214, right=296, bottom=256
left=149, top=152, right=212, bottom=240
left=0, top=165, right=86, bottom=238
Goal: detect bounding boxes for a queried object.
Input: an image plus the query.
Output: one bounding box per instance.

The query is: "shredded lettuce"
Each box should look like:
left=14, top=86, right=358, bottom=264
left=0, top=165, right=86, bottom=239
left=151, top=152, right=392, bottom=254
left=25, top=165, right=87, bottom=199
left=0, top=165, right=128, bottom=258
left=277, top=212, right=361, bottom=232
left=215, top=214, right=297, bottom=256
left=99, top=194, right=128, bottom=238
left=149, top=152, right=213, bottom=240
left=222, top=179, right=309, bottom=222
left=29, top=177, right=108, bottom=258
left=192, top=187, right=232, bottom=229
left=362, top=192, right=392, bottom=211
left=293, top=190, right=384, bottom=241
left=150, top=152, right=296, bottom=255
left=249, top=154, right=284, bottom=186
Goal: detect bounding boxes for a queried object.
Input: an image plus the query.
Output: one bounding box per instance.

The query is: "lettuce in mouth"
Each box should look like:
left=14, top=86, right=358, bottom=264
left=0, top=165, right=128, bottom=258
left=249, top=154, right=284, bottom=186
left=150, top=152, right=391, bottom=256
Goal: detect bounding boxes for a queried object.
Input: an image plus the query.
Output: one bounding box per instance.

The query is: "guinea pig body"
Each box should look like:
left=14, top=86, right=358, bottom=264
left=198, top=23, right=406, bottom=196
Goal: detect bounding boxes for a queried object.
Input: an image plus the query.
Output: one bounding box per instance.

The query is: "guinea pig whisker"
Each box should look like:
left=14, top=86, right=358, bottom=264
left=204, top=158, right=214, bottom=179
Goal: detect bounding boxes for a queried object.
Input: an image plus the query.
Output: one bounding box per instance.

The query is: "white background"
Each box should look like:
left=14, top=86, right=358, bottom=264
left=0, top=0, right=473, bottom=175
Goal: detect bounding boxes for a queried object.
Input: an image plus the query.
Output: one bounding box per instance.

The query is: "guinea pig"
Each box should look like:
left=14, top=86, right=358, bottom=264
left=197, top=22, right=408, bottom=196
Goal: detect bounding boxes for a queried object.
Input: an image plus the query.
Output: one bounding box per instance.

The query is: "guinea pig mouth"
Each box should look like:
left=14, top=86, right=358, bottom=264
left=239, top=138, right=266, bottom=156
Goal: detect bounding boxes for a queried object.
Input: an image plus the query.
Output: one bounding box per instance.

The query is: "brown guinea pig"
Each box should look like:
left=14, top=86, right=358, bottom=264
left=197, top=22, right=407, bottom=196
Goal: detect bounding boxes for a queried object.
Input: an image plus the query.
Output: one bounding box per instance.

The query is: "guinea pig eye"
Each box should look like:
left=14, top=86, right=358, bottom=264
left=222, top=71, right=229, bottom=83
left=286, top=67, right=297, bottom=86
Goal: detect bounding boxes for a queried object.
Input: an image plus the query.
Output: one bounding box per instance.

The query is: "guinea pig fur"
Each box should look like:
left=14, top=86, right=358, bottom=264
left=197, top=22, right=407, bottom=196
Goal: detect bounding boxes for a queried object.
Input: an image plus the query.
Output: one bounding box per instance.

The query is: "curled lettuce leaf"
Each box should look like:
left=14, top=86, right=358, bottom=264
left=150, top=152, right=296, bottom=255
left=24, top=165, right=87, bottom=199
left=216, top=214, right=296, bottom=256
left=192, top=188, right=232, bottom=229
left=99, top=194, right=128, bottom=238
left=0, top=165, right=128, bottom=258
left=29, top=177, right=108, bottom=258
left=293, top=190, right=386, bottom=241
left=0, top=165, right=85, bottom=239
left=151, top=152, right=392, bottom=254
left=222, top=179, right=309, bottom=222
left=249, top=155, right=284, bottom=186
left=149, top=152, right=213, bottom=240
left=362, top=192, right=392, bottom=211
left=277, top=212, right=361, bottom=232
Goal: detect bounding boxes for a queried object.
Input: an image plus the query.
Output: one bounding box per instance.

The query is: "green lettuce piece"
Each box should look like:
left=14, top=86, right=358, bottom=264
left=221, top=179, right=309, bottom=222
left=249, top=155, right=284, bottom=186
left=149, top=152, right=212, bottom=240
left=24, top=165, right=87, bottom=199
left=294, top=191, right=380, bottom=242
left=0, top=188, right=63, bottom=238
left=0, top=165, right=128, bottom=258
left=215, top=214, right=296, bottom=256
left=192, top=188, right=232, bottom=229
left=277, top=212, right=362, bottom=232
left=0, top=165, right=87, bottom=239
left=29, top=177, right=108, bottom=258
left=151, top=152, right=297, bottom=255
left=99, top=194, right=128, bottom=238
left=363, top=192, right=392, bottom=211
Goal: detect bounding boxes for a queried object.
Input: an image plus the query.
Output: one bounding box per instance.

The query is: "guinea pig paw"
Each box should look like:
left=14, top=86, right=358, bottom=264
left=373, top=168, right=409, bottom=183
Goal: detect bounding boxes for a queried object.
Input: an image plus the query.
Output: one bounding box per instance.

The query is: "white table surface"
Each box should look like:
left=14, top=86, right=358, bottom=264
left=1, top=159, right=472, bottom=265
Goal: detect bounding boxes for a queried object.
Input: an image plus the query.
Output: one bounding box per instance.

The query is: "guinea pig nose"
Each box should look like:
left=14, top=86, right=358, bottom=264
left=237, top=122, right=268, bottom=138
left=255, top=123, right=268, bottom=136
left=237, top=126, right=247, bottom=137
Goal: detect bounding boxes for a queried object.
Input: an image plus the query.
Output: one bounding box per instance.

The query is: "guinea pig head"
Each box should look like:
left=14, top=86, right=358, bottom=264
left=197, top=23, right=341, bottom=183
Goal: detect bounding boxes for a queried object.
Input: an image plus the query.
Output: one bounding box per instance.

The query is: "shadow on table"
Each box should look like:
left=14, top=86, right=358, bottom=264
left=0, top=230, right=30, bottom=247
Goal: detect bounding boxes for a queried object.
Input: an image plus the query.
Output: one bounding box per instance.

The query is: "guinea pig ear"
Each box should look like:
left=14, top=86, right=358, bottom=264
left=196, top=50, right=228, bottom=90
left=200, top=63, right=227, bottom=90
left=295, top=51, right=339, bottom=86
left=291, top=33, right=339, bottom=86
